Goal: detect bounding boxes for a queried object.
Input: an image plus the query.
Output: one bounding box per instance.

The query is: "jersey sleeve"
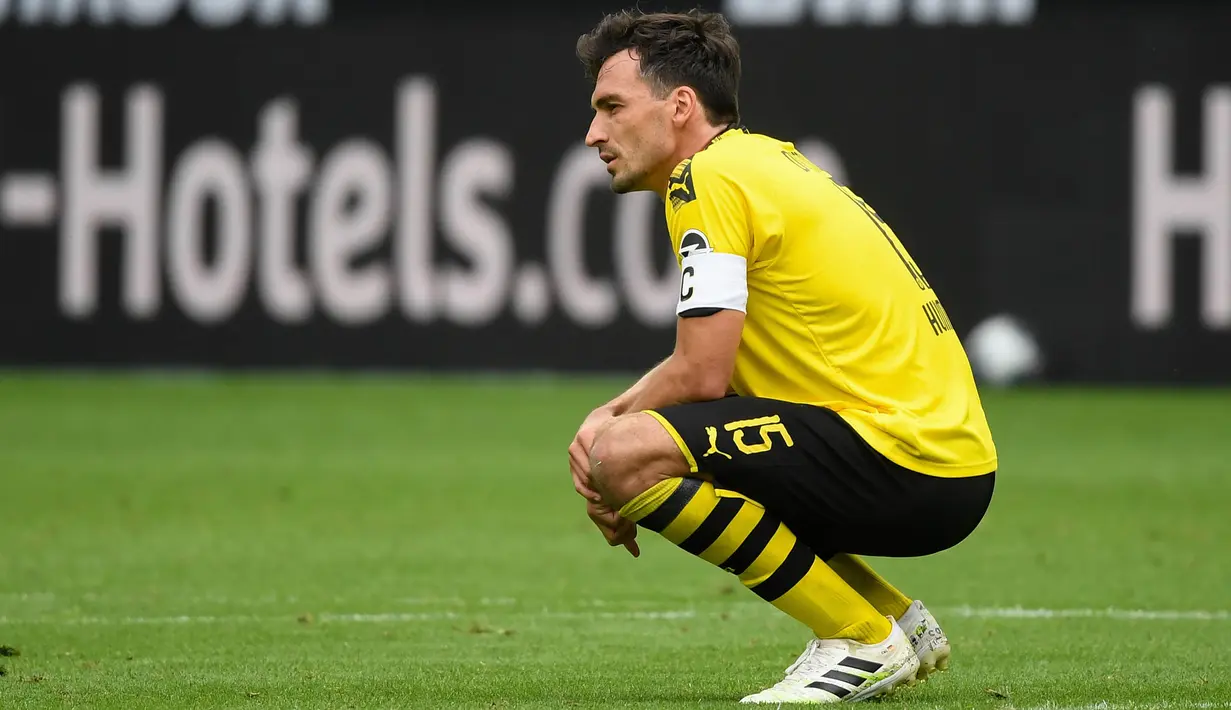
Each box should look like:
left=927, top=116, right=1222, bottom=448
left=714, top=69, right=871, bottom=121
left=666, top=158, right=754, bottom=318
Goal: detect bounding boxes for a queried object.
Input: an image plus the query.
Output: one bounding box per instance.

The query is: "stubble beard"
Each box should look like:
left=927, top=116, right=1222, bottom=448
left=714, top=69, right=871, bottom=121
left=609, top=168, right=642, bottom=194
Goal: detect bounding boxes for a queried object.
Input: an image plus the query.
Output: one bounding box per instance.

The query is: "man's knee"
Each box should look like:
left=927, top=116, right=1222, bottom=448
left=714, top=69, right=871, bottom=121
left=588, top=412, right=690, bottom=507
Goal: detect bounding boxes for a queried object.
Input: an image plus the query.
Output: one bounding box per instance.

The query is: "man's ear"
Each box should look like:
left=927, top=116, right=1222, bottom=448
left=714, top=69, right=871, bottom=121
left=672, top=86, right=700, bottom=126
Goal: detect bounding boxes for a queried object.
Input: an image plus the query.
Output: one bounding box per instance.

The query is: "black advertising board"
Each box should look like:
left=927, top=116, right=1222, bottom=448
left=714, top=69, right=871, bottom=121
left=1, top=2, right=1228, bottom=381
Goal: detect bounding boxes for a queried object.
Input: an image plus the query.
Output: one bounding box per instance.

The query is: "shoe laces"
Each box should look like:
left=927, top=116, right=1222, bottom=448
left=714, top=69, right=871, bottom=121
left=774, top=638, right=848, bottom=686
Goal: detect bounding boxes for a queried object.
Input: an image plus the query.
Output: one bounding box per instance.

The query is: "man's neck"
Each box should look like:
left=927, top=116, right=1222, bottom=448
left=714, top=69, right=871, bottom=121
left=694, top=122, right=732, bottom=153
left=653, top=123, right=732, bottom=199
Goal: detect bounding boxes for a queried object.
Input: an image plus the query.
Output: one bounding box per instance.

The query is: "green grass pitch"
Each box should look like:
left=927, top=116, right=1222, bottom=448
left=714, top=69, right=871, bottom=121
left=1, top=374, right=1229, bottom=709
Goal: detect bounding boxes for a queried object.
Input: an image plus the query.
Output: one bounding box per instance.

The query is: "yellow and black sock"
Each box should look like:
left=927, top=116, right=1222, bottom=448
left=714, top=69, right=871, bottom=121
left=827, top=553, right=913, bottom=620
left=620, top=478, right=890, bottom=644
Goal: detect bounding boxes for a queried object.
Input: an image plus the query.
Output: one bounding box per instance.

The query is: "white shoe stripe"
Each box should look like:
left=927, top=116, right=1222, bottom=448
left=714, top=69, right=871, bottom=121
left=822, top=669, right=867, bottom=687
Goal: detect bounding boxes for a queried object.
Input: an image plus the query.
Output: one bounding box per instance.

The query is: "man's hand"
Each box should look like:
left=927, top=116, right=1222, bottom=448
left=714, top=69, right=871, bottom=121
left=569, top=406, right=616, bottom=502
left=587, top=499, right=640, bottom=558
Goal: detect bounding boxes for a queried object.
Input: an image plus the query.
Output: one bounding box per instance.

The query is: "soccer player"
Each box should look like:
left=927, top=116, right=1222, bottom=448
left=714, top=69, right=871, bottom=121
left=566, top=8, right=998, bottom=706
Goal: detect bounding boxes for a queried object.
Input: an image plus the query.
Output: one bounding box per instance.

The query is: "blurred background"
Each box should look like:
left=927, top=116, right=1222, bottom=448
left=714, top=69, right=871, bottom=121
left=0, top=0, right=1227, bottom=383
left=1, top=2, right=1229, bottom=708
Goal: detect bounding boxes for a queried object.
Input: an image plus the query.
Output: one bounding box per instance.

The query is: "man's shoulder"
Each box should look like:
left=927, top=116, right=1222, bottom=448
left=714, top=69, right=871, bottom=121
left=665, top=153, right=739, bottom=214
left=696, top=131, right=793, bottom=180
left=667, top=130, right=793, bottom=212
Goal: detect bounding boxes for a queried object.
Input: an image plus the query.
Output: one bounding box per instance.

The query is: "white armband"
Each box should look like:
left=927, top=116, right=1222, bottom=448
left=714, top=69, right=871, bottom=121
left=677, top=250, right=749, bottom=316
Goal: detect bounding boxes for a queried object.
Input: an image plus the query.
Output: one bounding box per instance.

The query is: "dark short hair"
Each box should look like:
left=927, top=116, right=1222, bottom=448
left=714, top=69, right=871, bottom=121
left=576, top=8, right=741, bottom=127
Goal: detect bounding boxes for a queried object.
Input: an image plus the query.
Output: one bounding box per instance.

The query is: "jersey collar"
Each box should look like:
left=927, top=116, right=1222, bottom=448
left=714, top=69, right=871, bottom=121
left=704, top=124, right=749, bottom=151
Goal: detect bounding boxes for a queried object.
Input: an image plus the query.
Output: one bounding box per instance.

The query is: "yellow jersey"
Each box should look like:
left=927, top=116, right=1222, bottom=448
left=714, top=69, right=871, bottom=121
left=665, top=128, right=997, bottom=478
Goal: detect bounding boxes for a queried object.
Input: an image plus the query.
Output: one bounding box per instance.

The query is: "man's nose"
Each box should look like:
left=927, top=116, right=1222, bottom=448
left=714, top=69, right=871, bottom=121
left=585, top=115, right=606, bottom=148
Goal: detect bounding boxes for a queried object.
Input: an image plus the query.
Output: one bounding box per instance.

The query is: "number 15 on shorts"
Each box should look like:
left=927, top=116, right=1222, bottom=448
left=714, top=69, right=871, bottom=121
left=704, top=415, right=794, bottom=460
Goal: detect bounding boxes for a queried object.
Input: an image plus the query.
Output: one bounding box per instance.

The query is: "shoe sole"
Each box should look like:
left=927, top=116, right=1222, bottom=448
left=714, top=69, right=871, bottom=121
left=738, top=654, right=922, bottom=704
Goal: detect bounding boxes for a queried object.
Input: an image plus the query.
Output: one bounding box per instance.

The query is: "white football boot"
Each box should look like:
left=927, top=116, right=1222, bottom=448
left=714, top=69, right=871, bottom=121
left=739, top=617, right=919, bottom=704
left=898, top=600, right=951, bottom=682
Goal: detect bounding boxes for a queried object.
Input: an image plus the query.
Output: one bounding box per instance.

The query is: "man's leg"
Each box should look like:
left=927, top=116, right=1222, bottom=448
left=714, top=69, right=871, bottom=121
left=589, top=407, right=921, bottom=703
left=826, top=553, right=953, bottom=682
left=588, top=412, right=891, bottom=645
left=603, top=395, right=994, bottom=698
left=827, top=554, right=912, bottom=620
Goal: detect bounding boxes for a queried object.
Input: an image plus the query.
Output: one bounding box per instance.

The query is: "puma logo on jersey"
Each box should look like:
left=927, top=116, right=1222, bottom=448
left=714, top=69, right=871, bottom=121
left=668, top=160, right=696, bottom=210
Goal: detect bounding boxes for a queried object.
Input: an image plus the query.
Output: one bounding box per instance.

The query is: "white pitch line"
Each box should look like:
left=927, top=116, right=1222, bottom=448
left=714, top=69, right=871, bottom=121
left=0, top=614, right=267, bottom=625
left=0, top=610, right=697, bottom=626
left=317, top=612, right=459, bottom=623
left=0, top=606, right=1226, bottom=626
left=543, top=610, right=696, bottom=620
left=396, top=596, right=466, bottom=606
left=942, top=606, right=1231, bottom=621
left=0, top=613, right=459, bottom=626
left=395, top=596, right=517, bottom=607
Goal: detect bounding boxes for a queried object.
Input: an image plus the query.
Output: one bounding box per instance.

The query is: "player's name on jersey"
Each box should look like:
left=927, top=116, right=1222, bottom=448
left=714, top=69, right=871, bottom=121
left=923, top=299, right=954, bottom=337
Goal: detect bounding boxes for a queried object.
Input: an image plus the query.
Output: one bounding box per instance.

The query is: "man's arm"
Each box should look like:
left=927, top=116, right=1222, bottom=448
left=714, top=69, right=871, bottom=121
left=567, top=309, right=743, bottom=501
left=591, top=304, right=743, bottom=415
left=573, top=155, right=751, bottom=502
left=624, top=309, right=744, bottom=413
left=594, top=358, right=671, bottom=418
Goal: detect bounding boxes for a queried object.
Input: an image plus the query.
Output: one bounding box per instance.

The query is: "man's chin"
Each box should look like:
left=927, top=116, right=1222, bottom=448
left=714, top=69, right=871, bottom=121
left=609, top=174, right=641, bottom=194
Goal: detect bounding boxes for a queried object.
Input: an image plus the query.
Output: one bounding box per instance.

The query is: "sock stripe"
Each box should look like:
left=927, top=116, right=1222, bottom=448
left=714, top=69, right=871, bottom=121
left=750, top=539, right=815, bottom=602
left=622, top=478, right=892, bottom=645
left=635, top=478, right=701, bottom=532
left=695, top=502, right=762, bottom=567
left=719, top=512, right=779, bottom=575
left=660, top=492, right=720, bottom=545
left=678, top=497, right=742, bottom=555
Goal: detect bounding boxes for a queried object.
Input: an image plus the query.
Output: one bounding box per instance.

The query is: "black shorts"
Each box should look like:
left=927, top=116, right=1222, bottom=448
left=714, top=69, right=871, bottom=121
left=648, top=396, right=994, bottom=560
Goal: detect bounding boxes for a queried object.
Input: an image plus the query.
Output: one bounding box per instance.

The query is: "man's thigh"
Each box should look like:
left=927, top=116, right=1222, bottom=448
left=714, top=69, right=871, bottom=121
left=646, top=396, right=987, bottom=559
